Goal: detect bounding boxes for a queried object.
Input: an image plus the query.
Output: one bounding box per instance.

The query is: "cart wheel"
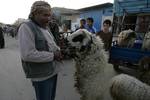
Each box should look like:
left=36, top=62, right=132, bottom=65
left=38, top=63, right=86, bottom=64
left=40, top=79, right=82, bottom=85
left=113, top=64, right=120, bottom=71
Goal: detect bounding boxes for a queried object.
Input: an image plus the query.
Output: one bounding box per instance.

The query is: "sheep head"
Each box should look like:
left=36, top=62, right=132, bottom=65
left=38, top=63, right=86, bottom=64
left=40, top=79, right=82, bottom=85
left=66, top=29, right=93, bottom=57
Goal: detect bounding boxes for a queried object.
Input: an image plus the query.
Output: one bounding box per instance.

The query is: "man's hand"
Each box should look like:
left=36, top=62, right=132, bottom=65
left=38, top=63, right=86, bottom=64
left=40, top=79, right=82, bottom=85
left=54, top=51, right=63, bottom=61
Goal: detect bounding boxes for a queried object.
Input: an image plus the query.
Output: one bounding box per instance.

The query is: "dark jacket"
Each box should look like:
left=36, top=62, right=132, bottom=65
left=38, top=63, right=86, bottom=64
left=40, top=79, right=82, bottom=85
left=96, top=31, right=112, bottom=51
left=49, top=22, right=60, bottom=44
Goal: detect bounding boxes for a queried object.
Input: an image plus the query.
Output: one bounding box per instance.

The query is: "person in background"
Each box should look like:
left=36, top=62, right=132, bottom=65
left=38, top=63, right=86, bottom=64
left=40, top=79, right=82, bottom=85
left=18, top=1, right=62, bottom=100
left=48, top=13, right=60, bottom=45
left=96, top=19, right=112, bottom=51
left=76, top=19, right=86, bottom=30
left=62, top=24, right=71, bottom=33
left=0, top=26, right=5, bottom=48
left=86, top=17, right=97, bottom=34
left=61, top=24, right=71, bottom=38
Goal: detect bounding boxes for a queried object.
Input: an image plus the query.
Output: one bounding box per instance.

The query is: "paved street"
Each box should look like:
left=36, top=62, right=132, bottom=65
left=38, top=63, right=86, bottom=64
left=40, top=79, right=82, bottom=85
left=0, top=36, right=35, bottom=100
left=0, top=35, right=80, bottom=100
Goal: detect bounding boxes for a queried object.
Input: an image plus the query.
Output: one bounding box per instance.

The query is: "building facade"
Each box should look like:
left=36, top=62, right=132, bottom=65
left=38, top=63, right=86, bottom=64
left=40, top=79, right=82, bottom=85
left=79, top=3, right=113, bottom=31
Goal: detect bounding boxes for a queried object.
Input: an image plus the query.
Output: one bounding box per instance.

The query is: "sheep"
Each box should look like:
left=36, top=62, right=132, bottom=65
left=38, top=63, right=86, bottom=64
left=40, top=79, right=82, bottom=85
left=110, top=74, right=150, bottom=100
left=142, top=31, right=150, bottom=51
left=66, top=29, right=118, bottom=100
left=117, top=29, right=137, bottom=48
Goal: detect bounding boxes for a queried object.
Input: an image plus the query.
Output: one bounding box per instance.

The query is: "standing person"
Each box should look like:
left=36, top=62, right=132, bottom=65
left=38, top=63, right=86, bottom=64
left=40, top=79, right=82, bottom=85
left=76, top=19, right=86, bottom=30
left=18, top=1, right=62, bottom=100
left=96, top=19, right=112, bottom=51
left=79, top=19, right=86, bottom=29
left=0, top=26, right=5, bottom=48
left=48, top=14, right=60, bottom=45
left=49, top=22, right=59, bottom=43
left=86, top=17, right=97, bottom=34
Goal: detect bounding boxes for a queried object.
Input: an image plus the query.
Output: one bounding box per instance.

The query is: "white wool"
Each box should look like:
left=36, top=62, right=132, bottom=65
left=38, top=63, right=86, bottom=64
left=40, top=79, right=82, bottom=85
left=67, top=29, right=150, bottom=100
left=118, top=29, right=133, bottom=42
left=142, top=32, right=150, bottom=50
left=110, top=74, right=150, bottom=100
left=67, top=29, right=92, bottom=49
left=67, top=29, right=117, bottom=100
left=117, top=29, right=136, bottom=47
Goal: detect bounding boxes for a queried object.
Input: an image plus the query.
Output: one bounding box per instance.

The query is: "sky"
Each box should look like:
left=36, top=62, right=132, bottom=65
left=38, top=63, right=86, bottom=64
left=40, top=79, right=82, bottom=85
left=0, top=0, right=113, bottom=24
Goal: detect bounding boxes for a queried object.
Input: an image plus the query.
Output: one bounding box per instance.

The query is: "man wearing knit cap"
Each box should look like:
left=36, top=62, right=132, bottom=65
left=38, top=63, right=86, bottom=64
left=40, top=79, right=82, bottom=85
left=18, top=1, right=62, bottom=100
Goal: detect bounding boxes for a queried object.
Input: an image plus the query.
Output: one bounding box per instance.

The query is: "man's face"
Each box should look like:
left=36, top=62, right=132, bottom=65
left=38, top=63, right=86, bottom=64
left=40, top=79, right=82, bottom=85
left=80, top=20, right=86, bottom=26
left=34, top=8, right=52, bottom=27
left=87, top=20, right=93, bottom=27
left=103, top=23, right=110, bottom=31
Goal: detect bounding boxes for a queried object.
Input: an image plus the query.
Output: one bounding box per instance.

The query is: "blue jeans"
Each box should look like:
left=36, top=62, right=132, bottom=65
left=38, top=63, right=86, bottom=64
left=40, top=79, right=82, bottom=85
left=32, top=75, right=57, bottom=100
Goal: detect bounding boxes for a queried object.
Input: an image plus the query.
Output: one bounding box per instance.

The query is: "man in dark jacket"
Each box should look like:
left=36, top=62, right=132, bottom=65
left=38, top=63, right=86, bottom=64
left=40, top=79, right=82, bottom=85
left=96, top=19, right=112, bottom=51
